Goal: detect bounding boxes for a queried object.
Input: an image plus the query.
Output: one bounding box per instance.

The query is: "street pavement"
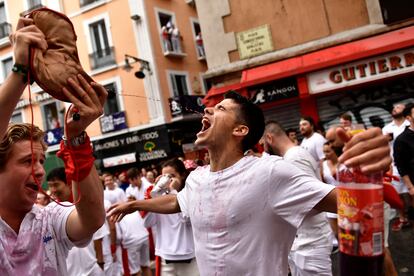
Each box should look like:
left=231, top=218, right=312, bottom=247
left=389, top=219, right=414, bottom=275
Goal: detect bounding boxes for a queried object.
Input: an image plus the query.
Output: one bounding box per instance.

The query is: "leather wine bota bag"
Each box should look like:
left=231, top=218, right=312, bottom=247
left=28, top=8, right=95, bottom=102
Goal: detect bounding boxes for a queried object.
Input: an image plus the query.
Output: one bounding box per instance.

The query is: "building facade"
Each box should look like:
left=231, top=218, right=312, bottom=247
left=1, top=0, right=207, bottom=174
left=197, top=0, right=414, bottom=132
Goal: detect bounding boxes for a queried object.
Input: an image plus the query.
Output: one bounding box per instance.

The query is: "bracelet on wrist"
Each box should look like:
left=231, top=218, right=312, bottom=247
left=11, top=63, right=34, bottom=84
left=62, top=131, right=87, bottom=147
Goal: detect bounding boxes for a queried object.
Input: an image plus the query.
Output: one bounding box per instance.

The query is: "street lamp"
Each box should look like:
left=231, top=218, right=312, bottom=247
left=123, top=54, right=152, bottom=79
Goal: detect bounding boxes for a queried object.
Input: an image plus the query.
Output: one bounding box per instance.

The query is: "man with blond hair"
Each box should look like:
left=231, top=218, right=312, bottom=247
left=0, top=17, right=107, bottom=274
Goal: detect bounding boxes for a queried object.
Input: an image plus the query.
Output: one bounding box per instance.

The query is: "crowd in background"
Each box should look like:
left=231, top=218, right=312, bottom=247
left=34, top=102, right=414, bottom=276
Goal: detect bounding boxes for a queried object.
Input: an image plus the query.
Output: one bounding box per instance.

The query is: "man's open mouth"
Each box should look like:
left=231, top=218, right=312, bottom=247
left=200, top=118, right=211, bottom=133
left=26, top=183, right=39, bottom=191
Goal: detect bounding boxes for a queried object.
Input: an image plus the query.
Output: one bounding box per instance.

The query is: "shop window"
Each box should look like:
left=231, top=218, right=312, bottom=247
left=169, top=72, right=190, bottom=97
left=191, top=20, right=205, bottom=60
left=88, top=18, right=115, bottom=70
left=1, top=56, right=12, bottom=81
left=379, top=0, right=414, bottom=24
left=157, top=10, right=185, bottom=57
left=103, top=82, right=121, bottom=115
left=41, top=101, right=63, bottom=131
left=10, top=111, right=23, bottom=123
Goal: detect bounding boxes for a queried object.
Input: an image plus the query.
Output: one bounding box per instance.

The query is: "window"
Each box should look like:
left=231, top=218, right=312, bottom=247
left=103, top=82, right=120, bottom=115
left=379, top=0, right=414, bottom=24
left=41, top=102, right=63, bottom=131
left=10, top=112, right=23, bottom=123
left=191, top=20, right=205, bottom=59
left=88, top=19, right=115, bottom=69
left=1, top=56, right=12, bottom=80
left=169, top=72, right=190, bottom=97
left=27, top=0, right=42, bottom=8
left=80, top=0, right=100, bottom=7
left=156, top=10, right=184, bottom=55
left=0, top=2, right=11, bottom=39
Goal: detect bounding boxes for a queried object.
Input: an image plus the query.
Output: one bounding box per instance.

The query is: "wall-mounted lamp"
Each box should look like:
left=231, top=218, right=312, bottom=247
left=130, top=14, right=141, bottom=21
left=123, top=54, right=152, bottom=79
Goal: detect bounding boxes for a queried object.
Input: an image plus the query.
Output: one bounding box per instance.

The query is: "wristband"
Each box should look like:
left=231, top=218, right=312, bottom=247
left=11, top=63, right=35, bottom=84
left=57, top=133, right=95, bottom=183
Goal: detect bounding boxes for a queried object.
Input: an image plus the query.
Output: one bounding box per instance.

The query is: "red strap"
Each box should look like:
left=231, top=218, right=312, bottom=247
left=56, top=135, right=94, bottom=183
left=383, top=182, right=404, bottom=210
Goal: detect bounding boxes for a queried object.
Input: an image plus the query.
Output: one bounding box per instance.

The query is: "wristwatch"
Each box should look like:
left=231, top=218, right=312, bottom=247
left=63, top=131, right=87, bottom=147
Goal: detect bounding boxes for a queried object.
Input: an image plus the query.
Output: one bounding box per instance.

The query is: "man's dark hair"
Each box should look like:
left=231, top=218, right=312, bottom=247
left=403, top=102, right=414, bottom=117
left=265, top=120, right=286, bottom=137
left=161, top=158, right=189, bottom=190
left=224, top=91, right=265, bottom=152
left=47, top=167, right=66, bottom=183
left=126, top=168, right=140, bottom=180
left=300, top=116, right=315, bottom=128
left=285, top=128, right=296, bottom=136
left=340, top=113, right=352, bottom=122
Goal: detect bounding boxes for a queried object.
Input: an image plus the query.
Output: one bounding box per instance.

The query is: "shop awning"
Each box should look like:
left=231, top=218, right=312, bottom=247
left=203, top=25, right=414, bottom=106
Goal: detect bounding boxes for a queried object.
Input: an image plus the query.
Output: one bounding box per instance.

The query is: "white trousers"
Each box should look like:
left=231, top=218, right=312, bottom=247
left=288, top=246, right=333, bottom=276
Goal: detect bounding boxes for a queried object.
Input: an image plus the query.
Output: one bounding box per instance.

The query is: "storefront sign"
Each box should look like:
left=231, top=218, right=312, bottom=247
left=248, top=77, right=298, bottom=104
left=103, top=153, right=136, bottom=168
left=99, top=111, right=128, bottom=133
left=236, top=25, right=274, bottom=59
left=93, top=125, right=172, bottom=165
left=169, top=95, right=204, bottom=117
left=16, top=92, right=52, bottom=109
left=44, top=127, right=63, bottom=146
left=308, top=48, right=414, bottom=94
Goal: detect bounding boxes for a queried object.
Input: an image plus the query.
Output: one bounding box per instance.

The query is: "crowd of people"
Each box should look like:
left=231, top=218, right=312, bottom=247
left=1, top=16, right=414, bottom=276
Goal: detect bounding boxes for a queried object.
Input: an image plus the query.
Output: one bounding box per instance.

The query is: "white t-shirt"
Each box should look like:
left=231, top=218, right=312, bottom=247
left=125, top=183, right=151, bottom=201
left=67, top=221, right=109, bottom=276
left=300, top=132, right=326, bottom=162
left=0, top=203, right=88, bottom=275
left=177, top=155, right=334, bottom=276
left=143, top=212, right=195, bottom=260
left=104, top=187, right=126, bottom=205
left=116, top=211, right=148, bottom=249
left=283, top=147, right=334, bottom=251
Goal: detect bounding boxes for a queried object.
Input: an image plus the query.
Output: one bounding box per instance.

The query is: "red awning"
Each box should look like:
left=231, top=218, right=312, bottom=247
left=202, top=82, right=243, bottom=107
left=203, top=25, right=414, bottom=106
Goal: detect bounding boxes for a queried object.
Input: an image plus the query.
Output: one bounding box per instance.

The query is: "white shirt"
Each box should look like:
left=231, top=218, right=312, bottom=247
left=67, top=221, right=109, bottom=276
left=177, top=155, right=334, bottom=276
left=104, top=187, right=126, bottom=205
left=116, top=211, right=148, bottom=249
left=143, top=212, right=195, bottom=260
left=125, top=183, right=151, bottom=201
left=0, top=203, right=87, bottom=275
left=283, top=147, right=334, bottom=251
left=300, top=132, right=326, bottom=162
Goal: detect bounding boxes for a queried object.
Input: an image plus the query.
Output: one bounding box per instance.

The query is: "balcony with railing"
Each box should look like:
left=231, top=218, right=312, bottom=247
left=0, top=22, right=12, bottom=40
left=89, top=47, right=116, bottom=70
left=160, top=33, right=187, bottom=58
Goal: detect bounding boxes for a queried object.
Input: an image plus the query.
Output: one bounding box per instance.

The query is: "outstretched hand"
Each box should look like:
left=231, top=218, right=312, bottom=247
left=337, top=127, right=391, bottom=174
left=107, top=201, right=137, bottom=223
left=62, top=74, right=107, bottom=138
